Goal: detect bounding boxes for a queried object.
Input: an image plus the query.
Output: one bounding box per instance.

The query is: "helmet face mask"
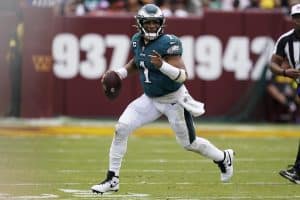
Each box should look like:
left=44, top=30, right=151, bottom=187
left=135, top=4, right=165, bottom=40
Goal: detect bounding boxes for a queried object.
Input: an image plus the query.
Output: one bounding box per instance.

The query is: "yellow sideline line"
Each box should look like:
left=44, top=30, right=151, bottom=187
left=0, top=124, right=299, bottom=138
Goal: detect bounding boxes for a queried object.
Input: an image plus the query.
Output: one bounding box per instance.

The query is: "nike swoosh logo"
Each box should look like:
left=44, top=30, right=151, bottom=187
left=227, top=153, right=232, bottom=166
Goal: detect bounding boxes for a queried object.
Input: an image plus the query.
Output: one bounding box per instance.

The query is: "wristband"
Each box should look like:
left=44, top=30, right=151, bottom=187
left=114, top=68, right=128, bottom=79
left=283, top=69, right=286, bottom=76
left=159, top=61, right=187, bottom=83
left=160, top=61, right=180, bottom=80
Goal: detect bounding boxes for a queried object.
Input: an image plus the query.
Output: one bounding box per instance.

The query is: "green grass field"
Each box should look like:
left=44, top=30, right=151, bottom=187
left=0, top=121, right=300, bottom=199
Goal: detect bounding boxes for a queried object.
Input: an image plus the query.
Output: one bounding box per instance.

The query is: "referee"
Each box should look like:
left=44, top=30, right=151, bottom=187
left=270, top=3, right=300, bottom=184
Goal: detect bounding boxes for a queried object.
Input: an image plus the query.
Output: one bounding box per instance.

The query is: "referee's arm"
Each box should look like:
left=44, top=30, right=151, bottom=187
left=270, top=54, right=300, bottom=79
left=269, top=54, right=286, bottom=76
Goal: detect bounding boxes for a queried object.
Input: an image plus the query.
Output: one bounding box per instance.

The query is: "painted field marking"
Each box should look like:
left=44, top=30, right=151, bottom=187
left=60, top=188, right=150, bottom=198
left=0, top=183, right=80, bottom=186
left=57, top=169, right=281, bottom=174
left=0, top=193, right=58, bottom=199
left=27, top=157, right=294, bottom=164
left=0, top=181, right=292, bottom=189
left=1, top=120, right=300, bottom=138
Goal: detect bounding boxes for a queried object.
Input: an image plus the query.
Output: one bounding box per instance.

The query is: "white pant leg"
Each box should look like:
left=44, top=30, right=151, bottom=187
left=109, top=94, right=162, bottom=175
left=162, top=102, right=224, bottom=161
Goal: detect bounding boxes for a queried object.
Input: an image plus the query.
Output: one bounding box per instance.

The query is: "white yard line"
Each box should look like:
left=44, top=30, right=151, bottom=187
left=60, top=189, right=150, bottom=198
left=0, top=183, right=80, bottom=186
left=0, top=181, right=290, bottom=186
left=0, top=194, right=58, bottom=199
left=7, top=157, right=290, bottom=163
left=57, top=169, right=280, bottom=174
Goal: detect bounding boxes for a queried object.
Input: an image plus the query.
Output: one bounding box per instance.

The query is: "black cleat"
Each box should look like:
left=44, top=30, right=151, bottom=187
left=279, top=165, right=300, bottom=184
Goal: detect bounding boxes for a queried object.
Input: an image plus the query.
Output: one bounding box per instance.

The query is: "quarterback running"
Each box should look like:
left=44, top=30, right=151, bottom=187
left=91, top=4, right=235, bottom=194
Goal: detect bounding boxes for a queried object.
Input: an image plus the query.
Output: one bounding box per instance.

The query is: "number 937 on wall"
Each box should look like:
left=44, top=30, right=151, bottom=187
left=52, top=33, right=130, bottom=79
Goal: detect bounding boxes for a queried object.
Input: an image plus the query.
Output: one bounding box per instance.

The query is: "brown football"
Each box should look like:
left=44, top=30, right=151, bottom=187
left=102, top=71, right=122, bottom=100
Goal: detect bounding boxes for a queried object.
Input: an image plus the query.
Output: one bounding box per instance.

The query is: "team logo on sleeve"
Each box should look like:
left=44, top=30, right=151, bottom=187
left=167, top=45, right=180, bottom=54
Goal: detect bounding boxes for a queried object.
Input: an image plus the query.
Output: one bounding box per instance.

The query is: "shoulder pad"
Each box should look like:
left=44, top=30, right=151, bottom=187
left=131, top=33, right=141, bottom=43
left=160, top=34, right=182, bottom=56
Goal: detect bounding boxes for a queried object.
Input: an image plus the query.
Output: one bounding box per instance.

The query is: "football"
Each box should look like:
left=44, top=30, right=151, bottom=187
left=101, top=71, right=122, bottom=100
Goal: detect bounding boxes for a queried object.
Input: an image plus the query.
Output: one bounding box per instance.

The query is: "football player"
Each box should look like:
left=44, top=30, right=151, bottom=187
left=91, top=4, right=235, bottom=194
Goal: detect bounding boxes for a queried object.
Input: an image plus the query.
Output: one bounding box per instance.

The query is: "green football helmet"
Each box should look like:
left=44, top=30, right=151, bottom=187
left=135, top=4, right=165, bottom=40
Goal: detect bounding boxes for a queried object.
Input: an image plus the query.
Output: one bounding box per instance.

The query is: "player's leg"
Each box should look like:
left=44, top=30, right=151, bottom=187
left=91, top=94, right=162, bottom=193
left=294, top=140, right=300, bottom=171
left=109, top=96, right=161, bottom=175
left=164, top=103, right=234, bottom=182
left=279, top=140, right=300, bottom=184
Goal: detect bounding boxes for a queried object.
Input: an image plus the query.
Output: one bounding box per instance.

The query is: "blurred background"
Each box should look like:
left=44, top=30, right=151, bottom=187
left=0, top=0, right=300, bottom=123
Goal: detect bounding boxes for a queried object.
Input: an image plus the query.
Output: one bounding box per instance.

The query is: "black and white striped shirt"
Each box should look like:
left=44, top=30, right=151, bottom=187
left=273, top=29, right=300, bottom=83
left=273, top=29, right=300, bottom=70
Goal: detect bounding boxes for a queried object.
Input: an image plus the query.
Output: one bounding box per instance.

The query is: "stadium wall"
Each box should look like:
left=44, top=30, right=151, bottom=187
left=1, top=8, right=294, bottom=119
left=0, top=12, right=17, bottom=116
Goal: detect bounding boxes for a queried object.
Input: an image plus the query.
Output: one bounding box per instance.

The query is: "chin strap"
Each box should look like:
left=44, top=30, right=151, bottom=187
left=142, top=26, right=162, bottom=40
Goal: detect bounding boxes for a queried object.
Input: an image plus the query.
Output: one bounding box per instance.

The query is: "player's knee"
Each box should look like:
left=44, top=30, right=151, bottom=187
left=115, top=122, right=132, bottom=139
left=183, top=140, right=196, bottom=151
left=183, top=137, right=210, bottom=156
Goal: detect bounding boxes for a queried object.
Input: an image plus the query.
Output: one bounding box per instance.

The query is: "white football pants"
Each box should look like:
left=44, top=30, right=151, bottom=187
left=109, top=93, right=224, bottom=175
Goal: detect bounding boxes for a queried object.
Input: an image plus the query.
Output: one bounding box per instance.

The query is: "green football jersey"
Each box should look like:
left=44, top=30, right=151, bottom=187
left=131, top=33, right=183, bottom=97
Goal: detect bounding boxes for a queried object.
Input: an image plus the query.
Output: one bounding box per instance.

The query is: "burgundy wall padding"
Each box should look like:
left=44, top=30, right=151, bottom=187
left=21, top=7, right=55, bottom=117
left=0, top=13, right=17, bottom=115
left=19, top=9, right=291, bottom=118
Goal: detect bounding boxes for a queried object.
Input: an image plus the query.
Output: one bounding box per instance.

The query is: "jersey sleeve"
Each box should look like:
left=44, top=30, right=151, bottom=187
left=273, top=35, right=287, bottom=58
left=161, top=34, right=183, bottom=56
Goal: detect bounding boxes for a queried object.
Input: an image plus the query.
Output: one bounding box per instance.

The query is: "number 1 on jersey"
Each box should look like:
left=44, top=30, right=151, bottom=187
left=140, top=61, right=151, bottom=83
